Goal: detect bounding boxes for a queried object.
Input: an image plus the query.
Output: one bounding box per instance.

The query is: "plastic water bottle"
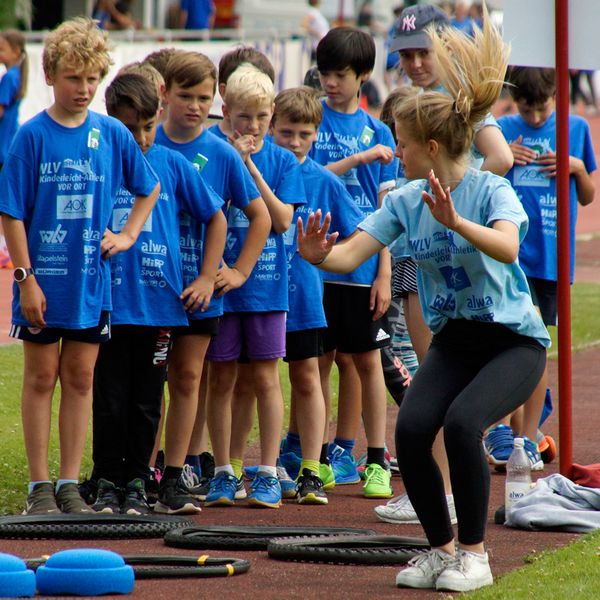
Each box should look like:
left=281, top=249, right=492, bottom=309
left=505, top=437, right=531, bottom=515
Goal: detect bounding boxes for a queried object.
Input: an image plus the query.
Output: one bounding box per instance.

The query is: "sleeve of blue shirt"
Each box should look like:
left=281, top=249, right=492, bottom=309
left=0, top=68, right=19, bottom=107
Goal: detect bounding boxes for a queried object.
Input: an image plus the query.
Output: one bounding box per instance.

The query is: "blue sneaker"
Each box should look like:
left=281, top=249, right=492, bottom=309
left=248, top=472, right=282, bottom=508
left=483, top=424, right=514, bottom=468
left=277, top=465, right=297, bottom=499
left=328, top=444, right=360, bottom=485
left=205, top=472, right=237, bottom=507
left=278, top=451, right=302, bottom=480
left=523, top=436, right=544, bottom=471
left=243, top=464, right=259, bottom=479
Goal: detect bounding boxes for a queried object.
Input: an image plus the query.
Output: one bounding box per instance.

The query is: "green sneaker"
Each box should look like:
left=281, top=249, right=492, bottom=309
left=363, top=463, right=393, bottom=499
left=319, top=463, right=335, bottom=490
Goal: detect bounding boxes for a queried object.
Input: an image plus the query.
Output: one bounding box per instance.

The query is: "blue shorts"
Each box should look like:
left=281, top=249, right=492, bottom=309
left=9, top=311, right=111, bottom=344
left=205, top=312, right=286, bottom=362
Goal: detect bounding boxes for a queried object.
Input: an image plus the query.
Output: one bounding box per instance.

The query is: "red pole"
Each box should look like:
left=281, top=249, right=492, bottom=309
left=555, top=0, right=573, bottom=478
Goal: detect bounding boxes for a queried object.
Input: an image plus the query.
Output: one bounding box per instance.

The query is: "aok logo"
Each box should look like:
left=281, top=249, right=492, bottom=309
left=39, top=224, right=67, bottom=244
left=57, top=195, right=93, bottom=220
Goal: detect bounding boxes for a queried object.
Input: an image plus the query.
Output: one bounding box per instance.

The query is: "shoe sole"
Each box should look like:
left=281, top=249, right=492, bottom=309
left=436, top=574, right=493, bottom=592
left=154, top=502, right=202, bottom=515
left=247, top=498, right=282, bottom=509
left=333, top=476, right=361, bottom=485
left=281, top=488, right=297, bottom=499
left=122, top=508, right=150, bottom=515
left=93, top=507, right=118, bottom=514
left=396, top=574, right=437, bottom=589
left=204, top=497, right=235, bottom=507
left=364, top=491, right=394, bottom=499
left=376, top=513, right=421, bottom=524
left=235, top=490, right=247, bottom=500
left=298, top=493, right=328, bottom=505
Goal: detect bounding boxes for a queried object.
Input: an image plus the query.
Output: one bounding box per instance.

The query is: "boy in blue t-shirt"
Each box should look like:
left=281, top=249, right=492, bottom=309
left=0, top=18, right=160, bottom=515
left=308, top=26, right=398, bottom=498
left=90, top=71, right=226, bottom=516
left=271, top=86, right=364, bottom=504
left=204, top=63, right=306, bottom=508
left=486, top=66, right=596, bottom=469
left=0, top=30, right=27, bottom=168
left=155, top=51, right=270, bottom=509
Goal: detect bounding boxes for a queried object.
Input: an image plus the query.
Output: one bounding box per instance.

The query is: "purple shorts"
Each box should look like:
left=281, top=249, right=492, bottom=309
left=205, top=311, right=286, bottom=362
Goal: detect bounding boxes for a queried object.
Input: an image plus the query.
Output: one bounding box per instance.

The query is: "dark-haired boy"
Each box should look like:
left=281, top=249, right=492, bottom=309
left=308, top=26, right=398, bottom=498
left=485, top=66, right=596, bottom=469
left=91, top=71, right=226, bottom=515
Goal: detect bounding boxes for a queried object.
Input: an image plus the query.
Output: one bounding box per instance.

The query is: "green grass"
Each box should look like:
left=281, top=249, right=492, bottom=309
left=1, top=282, right=599, bottom=594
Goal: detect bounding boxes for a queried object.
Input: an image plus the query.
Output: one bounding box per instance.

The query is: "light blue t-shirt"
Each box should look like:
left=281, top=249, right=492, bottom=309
left=0, top=110, right=159, bottom=329
left=0, top=65, right=22, bottom=164
left=498, top=111, right=596, bottom=282
left=155, top=124, right=259, bottom=319
left=285, top=157, right=363, bottom=332
left=110, top=143, right=223, bottom=326
left=211, top=126, right=306, bottom=312
left=309, top=100, right=398, bottom=286
left=359, top=168, right=551, bottom=347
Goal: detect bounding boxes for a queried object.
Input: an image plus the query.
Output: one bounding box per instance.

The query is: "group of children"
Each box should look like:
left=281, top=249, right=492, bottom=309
left=0, top=1, right=596, bottom=592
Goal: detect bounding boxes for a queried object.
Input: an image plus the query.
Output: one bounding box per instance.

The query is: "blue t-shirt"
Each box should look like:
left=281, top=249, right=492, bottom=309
left=360, top=168, right=551, bottom=347
left=285, top=157, right=363, bottom=332
left=0, top=110, right=159, bottom=329
left=110, top=144, right=223, bottom=326
left=498, top=111, right=596, bottom=282
left=155, top=124, right=260, bottom=319
left=0, top=65, right=22, bottom=164
left=180, top=0, right=214, bottom=29
left=309, top=100, right=398, bottom=285
left=211, top=126, right=305, bottom=312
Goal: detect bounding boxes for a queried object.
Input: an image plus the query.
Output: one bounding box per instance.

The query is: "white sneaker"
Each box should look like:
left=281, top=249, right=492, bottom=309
left=435, top=549, right=493, bottom=592
left=375, top=493, right=457, bottom=525
left=396, top=548, right=457, bottom=589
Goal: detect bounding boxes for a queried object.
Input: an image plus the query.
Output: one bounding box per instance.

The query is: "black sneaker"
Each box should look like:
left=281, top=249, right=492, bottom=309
left=296, top=469, right=328, bottom=505
left=154, top=449, right=165, bottom=473
left=56, top=483, right=95, bottom=514
left=122, top=478, right=151, bottom=515
left=146, top=469, right=160, bottom=507
left=78, top=478, right=98, bottom=505
left=199, top=452, right=215, bottom=479
left=92, top=479, right=122, bottom=514
left=154, top=478, right=202, bottom=515
left=188, top=477, right=211, bottom=501
left=22, top=482, right=60, bottom=515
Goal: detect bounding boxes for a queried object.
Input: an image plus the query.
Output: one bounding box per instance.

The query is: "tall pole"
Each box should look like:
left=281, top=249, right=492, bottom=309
left=555, top=0, right=573, bottom=478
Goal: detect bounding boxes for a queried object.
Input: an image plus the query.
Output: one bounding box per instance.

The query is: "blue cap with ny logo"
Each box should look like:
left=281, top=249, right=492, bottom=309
left=389, top=4, right=450, bottom=53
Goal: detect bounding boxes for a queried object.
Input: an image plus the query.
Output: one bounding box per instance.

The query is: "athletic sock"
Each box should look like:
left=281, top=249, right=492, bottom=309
left=284, top=432, right=302, bottom=455
left=55, top=479, right=78, bottom=491
left=300, top=459, right=321, bottom=476
left=366, top=447, right=386, bottom=469
left=28, top=480, right=52, bottom=495
left=214, top=464, right=235, bottom=476
left=161, top=466, right=183, bottom=485
left=257, top=465, right=277, bottom=478
left=334, top=437, right=355, bottom=454
left=230, top=458, right=243, bottom=479
left=320, top=443, right=330, bottom=465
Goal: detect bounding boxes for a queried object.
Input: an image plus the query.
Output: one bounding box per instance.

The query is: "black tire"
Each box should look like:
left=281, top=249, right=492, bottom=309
left=25, top=554, right=250, bottom=579
left=164, top=525, right=378, bottom=550
left=268, top=535, right=430, bottom=565
left=0, top=514, right=194, bottom=540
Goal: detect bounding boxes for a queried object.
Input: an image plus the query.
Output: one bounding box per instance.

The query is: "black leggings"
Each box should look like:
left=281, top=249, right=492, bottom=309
left=395, top=319, right=546, bottom=547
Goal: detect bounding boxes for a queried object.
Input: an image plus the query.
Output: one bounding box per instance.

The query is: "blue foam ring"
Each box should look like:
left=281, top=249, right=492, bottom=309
left=36, top=548, right=134, bottom=596
left=0, top=552, right=36, bottom=598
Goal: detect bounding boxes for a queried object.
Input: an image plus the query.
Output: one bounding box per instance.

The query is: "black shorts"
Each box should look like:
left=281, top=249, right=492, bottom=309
left=172, top=316, right=220, bottom=338
left=284, top=327, right=326, bottom=362
left=322, top=283, right=391, bottom=354
left=527, top=277, right=557, bottom=326
left=10, top=311, right=111, bottom=344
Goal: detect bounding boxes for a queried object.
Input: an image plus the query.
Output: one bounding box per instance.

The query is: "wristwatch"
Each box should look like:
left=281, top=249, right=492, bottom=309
left=13, top=267, right=35, bottom=283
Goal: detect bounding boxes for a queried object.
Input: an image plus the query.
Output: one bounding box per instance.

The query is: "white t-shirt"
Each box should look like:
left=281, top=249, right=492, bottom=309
left=305, top=7, right=329, bottom=49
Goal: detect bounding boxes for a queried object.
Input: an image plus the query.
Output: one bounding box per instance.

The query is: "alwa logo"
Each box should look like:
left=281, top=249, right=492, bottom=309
left=359, top=126, right=375, bottom=146
left=439, top=265, right=471, bottom=292
left=87, top=128, right=100, bottom=149
left=193, top=153, right=208, bottom=172
left=39, top=224, right=67, bottom=244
